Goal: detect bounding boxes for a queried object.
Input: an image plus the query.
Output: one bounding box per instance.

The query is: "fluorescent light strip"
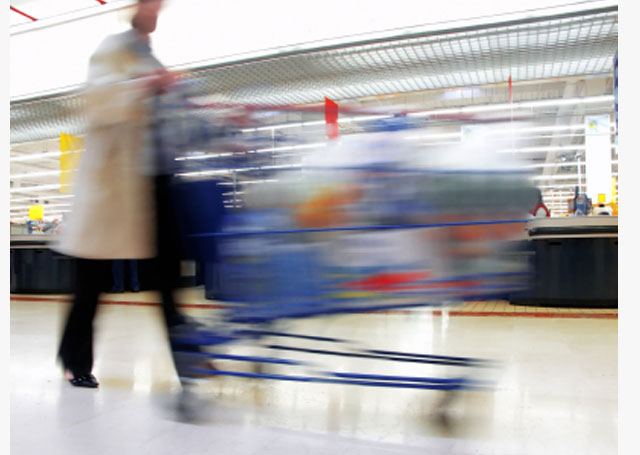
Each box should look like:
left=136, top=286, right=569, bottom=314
left=257, top=164, right=301, bottom=171
left=408, top=95, right=614, bottom=118
left=10, top=150, right=82, bottom=162
left=10, top=210, right=71, bottom=217
left=241, top=120, right=327, bottom=133
left=255, top=142, right=327, bottom=153
left=513, top=124, right=615, bottom=135
left=10, top=170, right=64, bottom=179
left=240, top=115, right=393, bottom=133
left=501, top=145, right=587, bottom=153
left=177, top=169, right=232, bottom=177
left=175, top=152, right=233, bottom=161
left=526, top=161, right=584, bottom=169
left=537, top=183, right=586, bottom=189
left=535, top=168, right=617, bottom=180
left=11, top=208, right=71, bottom=215
left=10, top=202, right=72, bottom=210
left=10, top=151, right=62, bottom=162
left=424, top=142, right=615, bottom=153
left=414, top=126, right=618, bottom=146
left=9, top=184, right=67, bottom=193
left=409, top=124, right=617, bottom=142
left=177, top=143, right=326, bottom=159
left=11, top=194, right=75, bottom=203
left=532, top=174, right=582, bottom=181
left=177, top=163, right=301, bottom=177
left=495, top=124, right=586, bottom=135
left=217, top=179, right=279, bottom=186
left=494, top=133, right=590, bottom=142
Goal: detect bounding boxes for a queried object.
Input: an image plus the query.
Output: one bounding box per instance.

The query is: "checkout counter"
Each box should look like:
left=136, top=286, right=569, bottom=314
left=11, top=217, right=618, bottom=307
left=510, top=216, right=618, bottom=308
left=10, top=235, right=202, bottom=294
left=10, top=235, right=76, bottom=294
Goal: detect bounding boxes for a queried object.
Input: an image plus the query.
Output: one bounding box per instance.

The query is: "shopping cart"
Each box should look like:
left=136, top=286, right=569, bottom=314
left=159, top=92, right=537, bottom=421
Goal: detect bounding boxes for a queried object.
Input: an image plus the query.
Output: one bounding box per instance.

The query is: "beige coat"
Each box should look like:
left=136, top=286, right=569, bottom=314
left=55, top=31, right=163, bottom=259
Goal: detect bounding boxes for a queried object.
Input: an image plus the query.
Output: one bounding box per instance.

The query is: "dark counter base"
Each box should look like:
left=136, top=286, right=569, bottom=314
left=11, top=248, right=76, bottom=294
left=510, top=236, right=617, bottom=309
left=510, top=298, right=617, bottom=309
left=10, top=248, right=202, bottom=294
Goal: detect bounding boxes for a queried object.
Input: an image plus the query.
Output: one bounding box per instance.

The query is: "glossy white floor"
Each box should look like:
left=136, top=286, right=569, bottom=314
left=10, top=295, right=617, bottom=455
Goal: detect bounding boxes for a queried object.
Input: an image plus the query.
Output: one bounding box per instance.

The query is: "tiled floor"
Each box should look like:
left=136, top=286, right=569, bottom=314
left=10, top=290, right=618, bottom=454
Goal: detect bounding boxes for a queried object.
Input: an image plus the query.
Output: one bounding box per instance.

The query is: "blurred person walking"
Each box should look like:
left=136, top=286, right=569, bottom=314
left=55, top=0, right=196, bottom=389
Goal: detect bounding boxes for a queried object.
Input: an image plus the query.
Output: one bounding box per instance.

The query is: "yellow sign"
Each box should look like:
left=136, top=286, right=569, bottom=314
left=29, top=205, right=43, bottom=220
left=60, top=133, right=84, bottom=194
left=609, top=176, right=619, bottom=215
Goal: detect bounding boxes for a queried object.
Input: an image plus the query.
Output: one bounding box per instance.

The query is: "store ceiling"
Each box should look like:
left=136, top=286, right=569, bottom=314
left=9, top=3, right=618, bottom=219
left=9, top=0, right=119, bottom=25
left=10, top=4, right=617, bottom=144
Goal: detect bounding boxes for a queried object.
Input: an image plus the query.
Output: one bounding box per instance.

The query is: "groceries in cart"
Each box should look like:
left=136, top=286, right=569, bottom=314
left=210, top=116, right=539, bottom=314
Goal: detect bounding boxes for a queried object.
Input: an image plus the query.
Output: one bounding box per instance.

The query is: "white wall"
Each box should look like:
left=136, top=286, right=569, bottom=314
left=10, top=0, right=617, bottom=99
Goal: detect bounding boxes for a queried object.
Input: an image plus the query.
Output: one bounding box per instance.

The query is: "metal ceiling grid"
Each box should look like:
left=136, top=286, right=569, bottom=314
left=10, top=6, right=617, bottom=144
left=180, top=8, right=617, bottom=103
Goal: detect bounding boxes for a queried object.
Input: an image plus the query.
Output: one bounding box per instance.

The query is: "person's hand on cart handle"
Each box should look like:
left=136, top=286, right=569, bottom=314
left=140, top=69, right=178, bottom=95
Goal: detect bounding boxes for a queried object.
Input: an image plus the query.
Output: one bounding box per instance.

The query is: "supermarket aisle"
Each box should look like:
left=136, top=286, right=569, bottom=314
left=10, top=295, right=617, bottom=455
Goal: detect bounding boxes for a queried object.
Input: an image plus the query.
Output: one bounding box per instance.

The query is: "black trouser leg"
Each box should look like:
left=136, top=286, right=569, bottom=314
left=153, top=175, right=204, bottom=383
left=153, top=174, right=182, bottom=327
left=58, top=259, right=111, bottom=376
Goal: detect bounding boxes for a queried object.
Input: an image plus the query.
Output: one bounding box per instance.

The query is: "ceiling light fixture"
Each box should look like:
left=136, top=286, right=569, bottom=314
left=408, top=95, right=614, bottom=118
left=10, top=150, right=82, bottom=162
left=9, top=184, right=66, bottom=193
left=10, top=170, right=64, bottom=179
left=10, top=194, right=74, bottom=203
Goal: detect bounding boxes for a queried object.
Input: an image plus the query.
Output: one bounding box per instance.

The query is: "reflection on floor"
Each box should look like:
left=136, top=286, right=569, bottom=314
left=10, top=290, right=617, bottom=455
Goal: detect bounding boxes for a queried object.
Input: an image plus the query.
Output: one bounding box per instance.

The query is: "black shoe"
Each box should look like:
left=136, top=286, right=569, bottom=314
left=68, top=373, right=99, bottom=388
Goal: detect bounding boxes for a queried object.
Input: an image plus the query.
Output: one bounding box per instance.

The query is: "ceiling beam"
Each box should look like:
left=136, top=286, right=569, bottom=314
left=10, top=6, right=37, bottom=22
